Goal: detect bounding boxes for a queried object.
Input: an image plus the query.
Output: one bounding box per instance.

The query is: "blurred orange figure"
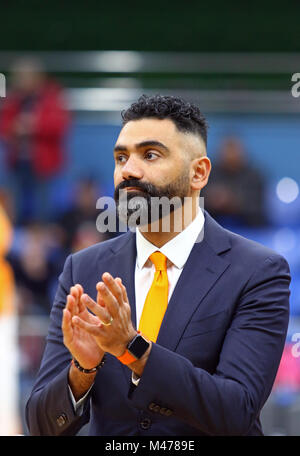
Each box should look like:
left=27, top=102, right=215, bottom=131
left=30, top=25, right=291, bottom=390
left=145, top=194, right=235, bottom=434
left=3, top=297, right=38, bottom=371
left=0, top=204, right=15, bottom=314
left=0, top=204, right=21, bottom=435
left=0, top=57, right=70, bottom=223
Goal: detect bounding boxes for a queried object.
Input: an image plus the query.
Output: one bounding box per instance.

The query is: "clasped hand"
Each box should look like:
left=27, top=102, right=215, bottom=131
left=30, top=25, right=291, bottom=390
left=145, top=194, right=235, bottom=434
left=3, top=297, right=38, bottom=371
left=62, top=272, right=137, bottom=369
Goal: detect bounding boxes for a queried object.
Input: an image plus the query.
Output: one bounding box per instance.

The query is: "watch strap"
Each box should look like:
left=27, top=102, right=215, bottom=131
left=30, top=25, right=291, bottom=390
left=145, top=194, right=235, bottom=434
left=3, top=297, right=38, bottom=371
left=117, top=350, right=137, bottom=365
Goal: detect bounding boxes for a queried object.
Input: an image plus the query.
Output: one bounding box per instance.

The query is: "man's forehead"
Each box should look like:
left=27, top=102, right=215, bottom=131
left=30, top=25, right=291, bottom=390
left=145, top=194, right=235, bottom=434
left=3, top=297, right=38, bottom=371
left=116, top=118, right=180, bottom=146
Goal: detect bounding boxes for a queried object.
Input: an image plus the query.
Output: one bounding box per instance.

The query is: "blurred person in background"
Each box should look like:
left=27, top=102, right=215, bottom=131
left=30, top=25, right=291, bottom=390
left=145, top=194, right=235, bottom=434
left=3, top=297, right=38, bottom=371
left=203, top=137, right=266, bottom=227
left=263, top=344, right=300, bottom=434
left=273, top=344, right=300, bottom=397
left=7, top=222, right=60, bottom=316
left=0, top=204, right=20, bottom=435
left=0, top=57, right=70, bottom=224
left=56, top=179, right=116, bottom=255
left=0, top=187, right=16, bottom=224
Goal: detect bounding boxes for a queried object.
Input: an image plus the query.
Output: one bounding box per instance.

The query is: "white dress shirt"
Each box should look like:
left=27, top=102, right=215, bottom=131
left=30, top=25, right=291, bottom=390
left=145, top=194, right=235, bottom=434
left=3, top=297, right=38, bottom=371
left=135, top=208, right=205, bottom=328
left=70, top=208, right=205, bottom=410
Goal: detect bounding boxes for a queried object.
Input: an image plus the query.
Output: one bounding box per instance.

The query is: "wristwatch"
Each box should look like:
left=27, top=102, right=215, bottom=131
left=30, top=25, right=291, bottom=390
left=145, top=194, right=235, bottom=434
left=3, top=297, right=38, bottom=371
left=117, top=333, right=150, bottom=365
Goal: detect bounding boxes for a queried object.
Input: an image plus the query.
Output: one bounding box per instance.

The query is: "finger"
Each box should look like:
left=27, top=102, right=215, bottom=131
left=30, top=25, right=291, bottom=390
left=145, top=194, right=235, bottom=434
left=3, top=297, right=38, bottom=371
left=115, top=277, right=128, bottom=304
left=74, top=284, right=83, bottom=300
left=102, top=273, right=124, bottom=307
left=66, top=294, right=76, bottom=316
left=62, top=308, right=73, bottom=346
left=70, top=285, right=79, bottom=299
left=72, top=315, right=102, bottom=337
left=81, top=293, right=112, bottom=324
left=76, top=283, right=84, bottom=295
left=75, top=284, right=86, bottom=313
left=96, top=281, right=119, bottom=317
left=70, top=286, right=79, bottom=314
left=96, top=284, right=106, bottom=308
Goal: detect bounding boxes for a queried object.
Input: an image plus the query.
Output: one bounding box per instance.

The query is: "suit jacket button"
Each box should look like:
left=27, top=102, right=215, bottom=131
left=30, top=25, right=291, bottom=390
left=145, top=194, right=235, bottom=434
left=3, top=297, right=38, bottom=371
left=148, top=402, right=157, bottom=411
left=160, top=407, right=168, bottom=416
left=140, top=417, right=151, bottom=430
left=56, top=414, right=67, bottom=427
left=165, top=409, right=173, bottom=416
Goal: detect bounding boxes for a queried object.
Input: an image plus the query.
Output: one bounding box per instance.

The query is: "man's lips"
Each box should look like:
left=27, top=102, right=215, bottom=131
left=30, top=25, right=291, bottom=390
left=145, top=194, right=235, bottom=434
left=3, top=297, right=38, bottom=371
left=124, top=187, right=145, bottom=192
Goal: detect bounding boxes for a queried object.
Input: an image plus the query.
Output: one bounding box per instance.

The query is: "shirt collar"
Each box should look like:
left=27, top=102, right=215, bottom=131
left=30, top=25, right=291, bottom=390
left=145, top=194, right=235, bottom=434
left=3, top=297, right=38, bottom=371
left=136, top=208, right=204, bottom=270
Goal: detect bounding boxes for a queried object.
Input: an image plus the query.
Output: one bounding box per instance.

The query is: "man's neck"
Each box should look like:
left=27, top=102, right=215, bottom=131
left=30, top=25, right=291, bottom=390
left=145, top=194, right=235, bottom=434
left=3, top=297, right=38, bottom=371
left=138, top=197, right=199, bottom=248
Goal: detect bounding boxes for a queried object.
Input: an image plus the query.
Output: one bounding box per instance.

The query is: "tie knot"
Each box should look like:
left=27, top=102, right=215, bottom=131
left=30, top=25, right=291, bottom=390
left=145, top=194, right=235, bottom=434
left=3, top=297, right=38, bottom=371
left=149, top=251, right=167, bottom=271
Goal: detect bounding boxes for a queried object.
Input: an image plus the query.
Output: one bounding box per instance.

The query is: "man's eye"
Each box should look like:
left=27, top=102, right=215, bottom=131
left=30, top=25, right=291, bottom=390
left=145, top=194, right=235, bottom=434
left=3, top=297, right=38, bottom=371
left=116, top=155, right=127, bottom=163
left=145, top=151, right=159, bottom=160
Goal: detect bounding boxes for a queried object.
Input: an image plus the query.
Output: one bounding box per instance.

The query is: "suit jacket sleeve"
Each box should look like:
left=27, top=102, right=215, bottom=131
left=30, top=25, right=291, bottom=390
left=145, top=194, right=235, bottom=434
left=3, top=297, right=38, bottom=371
left=25, top=255, right=91, bottom=436
left=129, top=253, right=290, bottom=435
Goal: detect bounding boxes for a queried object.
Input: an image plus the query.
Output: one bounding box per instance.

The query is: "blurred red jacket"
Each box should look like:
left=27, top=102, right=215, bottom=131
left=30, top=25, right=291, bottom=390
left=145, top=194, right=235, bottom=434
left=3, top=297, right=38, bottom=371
left=0, top=81, right=70, bottom=177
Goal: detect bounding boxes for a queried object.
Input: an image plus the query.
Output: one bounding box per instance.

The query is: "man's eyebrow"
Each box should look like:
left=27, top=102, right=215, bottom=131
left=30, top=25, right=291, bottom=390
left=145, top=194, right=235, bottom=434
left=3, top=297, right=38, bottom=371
left=114, top=140, right=169, bottom=153
left=114, top=144, right=128, bottom=153
left=135, top=140, right=169, bottom=151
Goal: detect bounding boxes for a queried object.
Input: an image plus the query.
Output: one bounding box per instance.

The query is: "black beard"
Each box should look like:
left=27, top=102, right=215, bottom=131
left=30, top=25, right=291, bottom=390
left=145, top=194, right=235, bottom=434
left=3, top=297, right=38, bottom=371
left=114, top=172, right=190, bottom=227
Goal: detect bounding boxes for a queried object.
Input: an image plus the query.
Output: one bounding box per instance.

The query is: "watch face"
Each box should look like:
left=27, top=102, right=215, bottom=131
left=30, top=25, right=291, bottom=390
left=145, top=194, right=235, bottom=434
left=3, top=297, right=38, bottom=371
left=128, top=335, right=150, bottom=359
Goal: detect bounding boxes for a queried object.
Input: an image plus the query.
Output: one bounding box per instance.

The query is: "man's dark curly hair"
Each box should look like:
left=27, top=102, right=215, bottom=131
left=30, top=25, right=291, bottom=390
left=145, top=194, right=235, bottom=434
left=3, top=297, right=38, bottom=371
left=121, top=94, right=208, bottom=146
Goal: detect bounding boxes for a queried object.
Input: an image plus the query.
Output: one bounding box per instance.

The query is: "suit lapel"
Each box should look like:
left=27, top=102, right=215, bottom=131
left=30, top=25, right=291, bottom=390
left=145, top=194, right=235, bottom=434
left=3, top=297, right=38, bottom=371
left=107, top=231, right=137, bottom=328
left=156, top=213, right=231, bottom=351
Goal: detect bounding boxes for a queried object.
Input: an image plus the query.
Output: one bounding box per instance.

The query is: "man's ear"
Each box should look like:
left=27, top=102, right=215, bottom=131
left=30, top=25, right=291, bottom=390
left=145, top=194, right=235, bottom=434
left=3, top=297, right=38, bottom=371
left=190, top=156, right=211, bottom=191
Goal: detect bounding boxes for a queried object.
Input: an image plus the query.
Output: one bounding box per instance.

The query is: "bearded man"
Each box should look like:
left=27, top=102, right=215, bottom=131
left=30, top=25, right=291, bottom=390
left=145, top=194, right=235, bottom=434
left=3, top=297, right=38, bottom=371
left=26, top=94, right=290, bottom=436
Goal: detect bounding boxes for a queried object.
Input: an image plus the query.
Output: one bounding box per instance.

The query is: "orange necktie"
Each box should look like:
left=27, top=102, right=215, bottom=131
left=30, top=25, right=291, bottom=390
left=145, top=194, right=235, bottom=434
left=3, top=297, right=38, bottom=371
left=138, top=251, right=169, bottom=342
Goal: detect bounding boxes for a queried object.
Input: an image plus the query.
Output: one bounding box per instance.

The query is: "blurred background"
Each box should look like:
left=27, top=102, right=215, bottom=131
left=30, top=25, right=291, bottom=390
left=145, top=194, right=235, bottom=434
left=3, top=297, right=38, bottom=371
left=0, top=0, right=300, bottom=436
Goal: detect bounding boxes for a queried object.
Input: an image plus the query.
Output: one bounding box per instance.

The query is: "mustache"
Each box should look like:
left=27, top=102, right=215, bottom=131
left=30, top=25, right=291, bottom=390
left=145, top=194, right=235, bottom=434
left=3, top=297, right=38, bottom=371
left=114, top=179, right=160, bottom=200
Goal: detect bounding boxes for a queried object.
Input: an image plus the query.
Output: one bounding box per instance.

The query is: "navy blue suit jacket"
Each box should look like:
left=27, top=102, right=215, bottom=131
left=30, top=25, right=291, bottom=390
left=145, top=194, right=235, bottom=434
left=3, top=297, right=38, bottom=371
left=26, top=212, right=291, bottom=436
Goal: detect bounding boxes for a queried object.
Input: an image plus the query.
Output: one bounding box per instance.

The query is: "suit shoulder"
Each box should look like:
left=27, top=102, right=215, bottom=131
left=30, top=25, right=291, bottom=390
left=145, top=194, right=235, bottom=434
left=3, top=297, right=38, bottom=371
left=224, top=228, right=289, bottom=269
left=71, top=232, right=133, bottom=264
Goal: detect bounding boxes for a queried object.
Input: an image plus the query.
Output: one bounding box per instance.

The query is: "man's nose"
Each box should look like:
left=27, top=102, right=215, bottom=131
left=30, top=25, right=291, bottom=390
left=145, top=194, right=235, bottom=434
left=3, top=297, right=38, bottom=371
left=121, top=156, right=144, bottom=180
